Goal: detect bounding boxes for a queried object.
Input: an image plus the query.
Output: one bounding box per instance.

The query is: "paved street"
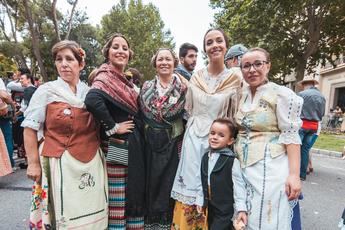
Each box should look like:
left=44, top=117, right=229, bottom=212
left=300, top=153, right=345, bottom=230
left=0, top=153, right=344, bottom=229
left=0, top=168, right=31, bottom=229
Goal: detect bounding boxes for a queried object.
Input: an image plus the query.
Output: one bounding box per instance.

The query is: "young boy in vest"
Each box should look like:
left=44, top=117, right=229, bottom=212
left=199, top=118, right=246, bottom=229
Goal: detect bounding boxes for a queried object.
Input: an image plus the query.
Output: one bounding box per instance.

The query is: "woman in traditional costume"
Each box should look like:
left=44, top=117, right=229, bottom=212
left=171, top=28, right=241, bottom=229
left=84, top=33, right=144, bottom=229
left=23, top=40, right=108, bottom=229
left=234, top=47, right=302, bottom=230
left=139, top=48, right=187, bottom=229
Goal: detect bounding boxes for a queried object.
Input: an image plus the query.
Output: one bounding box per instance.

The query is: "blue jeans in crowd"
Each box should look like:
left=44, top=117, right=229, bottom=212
left=299, top=129, right=316, bottom=180
left=0, top=118, right=14, bottom=167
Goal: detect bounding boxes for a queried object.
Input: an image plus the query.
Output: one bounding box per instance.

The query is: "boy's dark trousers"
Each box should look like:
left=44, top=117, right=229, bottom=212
left=208, top=200, right=234, bottom=230
left=201, top=153, right=236, bottom=230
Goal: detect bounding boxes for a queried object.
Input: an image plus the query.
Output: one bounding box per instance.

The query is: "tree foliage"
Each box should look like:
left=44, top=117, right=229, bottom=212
left=210, top=0, right=345, bottom=83
left=67, top=21, right=103, bottom=81
left=0, top=53, right=16, bottom=78
left=1, top=0, right=174, bottom=83
left=0, top=0, right=29, bottom=68
left=0, top=0, right=100, bottom=82
left=99, top=0, right=175, bottom=81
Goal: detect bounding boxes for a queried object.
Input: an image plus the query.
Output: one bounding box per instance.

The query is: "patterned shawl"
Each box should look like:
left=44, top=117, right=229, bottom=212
left=92, top=63, right=138, bottom=113
left=140, top=74, right=187, bottom=123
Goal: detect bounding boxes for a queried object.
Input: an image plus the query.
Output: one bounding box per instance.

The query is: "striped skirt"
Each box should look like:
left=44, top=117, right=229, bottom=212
left=107, top=163, right=144, bottom=229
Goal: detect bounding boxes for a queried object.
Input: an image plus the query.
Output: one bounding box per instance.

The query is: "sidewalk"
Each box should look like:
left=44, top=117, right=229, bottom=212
left=311, top=148, right=343, bottom=158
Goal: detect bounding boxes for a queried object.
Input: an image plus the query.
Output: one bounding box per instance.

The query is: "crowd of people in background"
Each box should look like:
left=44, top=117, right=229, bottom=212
left=327, top=105, right=345, bottom=131
left=0, top=68, right=39, bottom=174
left=0, top=27, right=343, bottom=230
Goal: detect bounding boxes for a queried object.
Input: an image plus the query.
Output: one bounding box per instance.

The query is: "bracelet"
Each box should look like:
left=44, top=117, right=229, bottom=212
left=105, top=123, right=119, bottom=136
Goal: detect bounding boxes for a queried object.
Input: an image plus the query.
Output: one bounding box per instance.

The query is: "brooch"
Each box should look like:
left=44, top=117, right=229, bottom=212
left=63, top=108, right=72, bottom=115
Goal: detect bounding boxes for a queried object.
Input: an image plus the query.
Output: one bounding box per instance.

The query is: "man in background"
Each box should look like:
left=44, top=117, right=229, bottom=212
left=334, top=106, right=343, bottom=128
left=224, top=44, right=248, bottom=86
left=16, top=72, right=37, bottom=169
left=18, top=72, right=36, bottom=115
left=175, top=43, right=198, bottom=80
left=8, top=68, right=31, bottom=168
left=298, top=75, right=326, bottom=181
left=6, top=68, right=28, bottom=95
left=225, top=44, right=248, bottom=69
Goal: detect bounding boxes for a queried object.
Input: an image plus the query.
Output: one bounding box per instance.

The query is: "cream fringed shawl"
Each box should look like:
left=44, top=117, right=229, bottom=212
left=171, top=67, right=241, bottom=206
left=184, top=68, right=241, bottom=136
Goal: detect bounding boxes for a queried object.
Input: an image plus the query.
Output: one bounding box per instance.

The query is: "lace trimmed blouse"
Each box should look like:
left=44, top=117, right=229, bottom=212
left=240, top=82, right=303, bottom=145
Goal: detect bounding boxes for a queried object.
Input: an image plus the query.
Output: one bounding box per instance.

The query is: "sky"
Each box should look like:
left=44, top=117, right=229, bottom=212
left=57, top=0, right=216, bottom=69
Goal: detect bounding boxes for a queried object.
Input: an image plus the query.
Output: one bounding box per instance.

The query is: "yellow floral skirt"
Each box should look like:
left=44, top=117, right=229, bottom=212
left=172, top=201, right=208, bottom=230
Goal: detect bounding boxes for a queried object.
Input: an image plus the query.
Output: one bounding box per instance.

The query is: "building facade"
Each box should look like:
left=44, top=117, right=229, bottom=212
left=319, top=55, right=345, bottom=114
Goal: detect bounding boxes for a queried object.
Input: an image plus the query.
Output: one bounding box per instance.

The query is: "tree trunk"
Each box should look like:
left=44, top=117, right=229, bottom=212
left=64, top=0, right=78, bottom=40
left=14, top=53, right=29, bottom=69
left=23, top=0, right=48, bottom=82
left=2, top=0, right=17, bottom=40
left=52, top=0, right=61, bottom=41
left=294, top=4, right=322, bottom=86
left=295, top=58, right=307, bottom=83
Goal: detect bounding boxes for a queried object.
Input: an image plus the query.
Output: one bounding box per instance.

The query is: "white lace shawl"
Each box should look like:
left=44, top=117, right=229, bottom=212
left=22, top=77, right=89, bottom=132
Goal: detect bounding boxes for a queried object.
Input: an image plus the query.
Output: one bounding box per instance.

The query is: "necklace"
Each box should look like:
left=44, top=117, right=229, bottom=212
left=157, top=75, right=174, bottom=96
left=159, top=82, right=169, bottom=89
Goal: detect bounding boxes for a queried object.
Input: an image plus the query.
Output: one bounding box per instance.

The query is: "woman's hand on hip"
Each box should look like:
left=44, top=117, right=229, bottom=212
left=116, top=120, right=135, bottom=134
left=27, top=162, right=42, bottom=184
left=285, top=174, right=301, bottom=200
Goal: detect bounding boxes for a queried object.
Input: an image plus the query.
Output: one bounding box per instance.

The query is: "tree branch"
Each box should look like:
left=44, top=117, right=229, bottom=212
left=1, top=0, right=17, bottom=42
left=303, top=4, right=321, bottom=59
left=64, top=0, right=78, bottom=40
left=0, top=17, right=11, bottom=41
left=23, top=0, right=48, bottom=82
left=52, top=0, right=61, bottom=41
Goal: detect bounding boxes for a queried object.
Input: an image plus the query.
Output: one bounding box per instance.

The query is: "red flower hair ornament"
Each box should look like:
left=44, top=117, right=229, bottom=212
left=78, top=47, right=86, bottom=60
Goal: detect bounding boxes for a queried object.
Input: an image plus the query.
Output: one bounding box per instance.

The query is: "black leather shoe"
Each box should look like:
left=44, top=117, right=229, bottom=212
left=19, top=163, right=28, bottom=169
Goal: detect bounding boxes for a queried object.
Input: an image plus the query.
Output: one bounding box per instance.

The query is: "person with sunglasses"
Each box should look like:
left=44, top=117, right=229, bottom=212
left=234, top=47, right=303, bottom=229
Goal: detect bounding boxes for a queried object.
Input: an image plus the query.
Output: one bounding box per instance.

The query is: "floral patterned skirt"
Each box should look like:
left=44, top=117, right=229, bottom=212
left=172, top=201, right=207, bottom=230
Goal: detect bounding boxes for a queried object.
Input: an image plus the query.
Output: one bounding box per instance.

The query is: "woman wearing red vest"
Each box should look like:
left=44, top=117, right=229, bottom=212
left=23, top=40, right=108, bottom=229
